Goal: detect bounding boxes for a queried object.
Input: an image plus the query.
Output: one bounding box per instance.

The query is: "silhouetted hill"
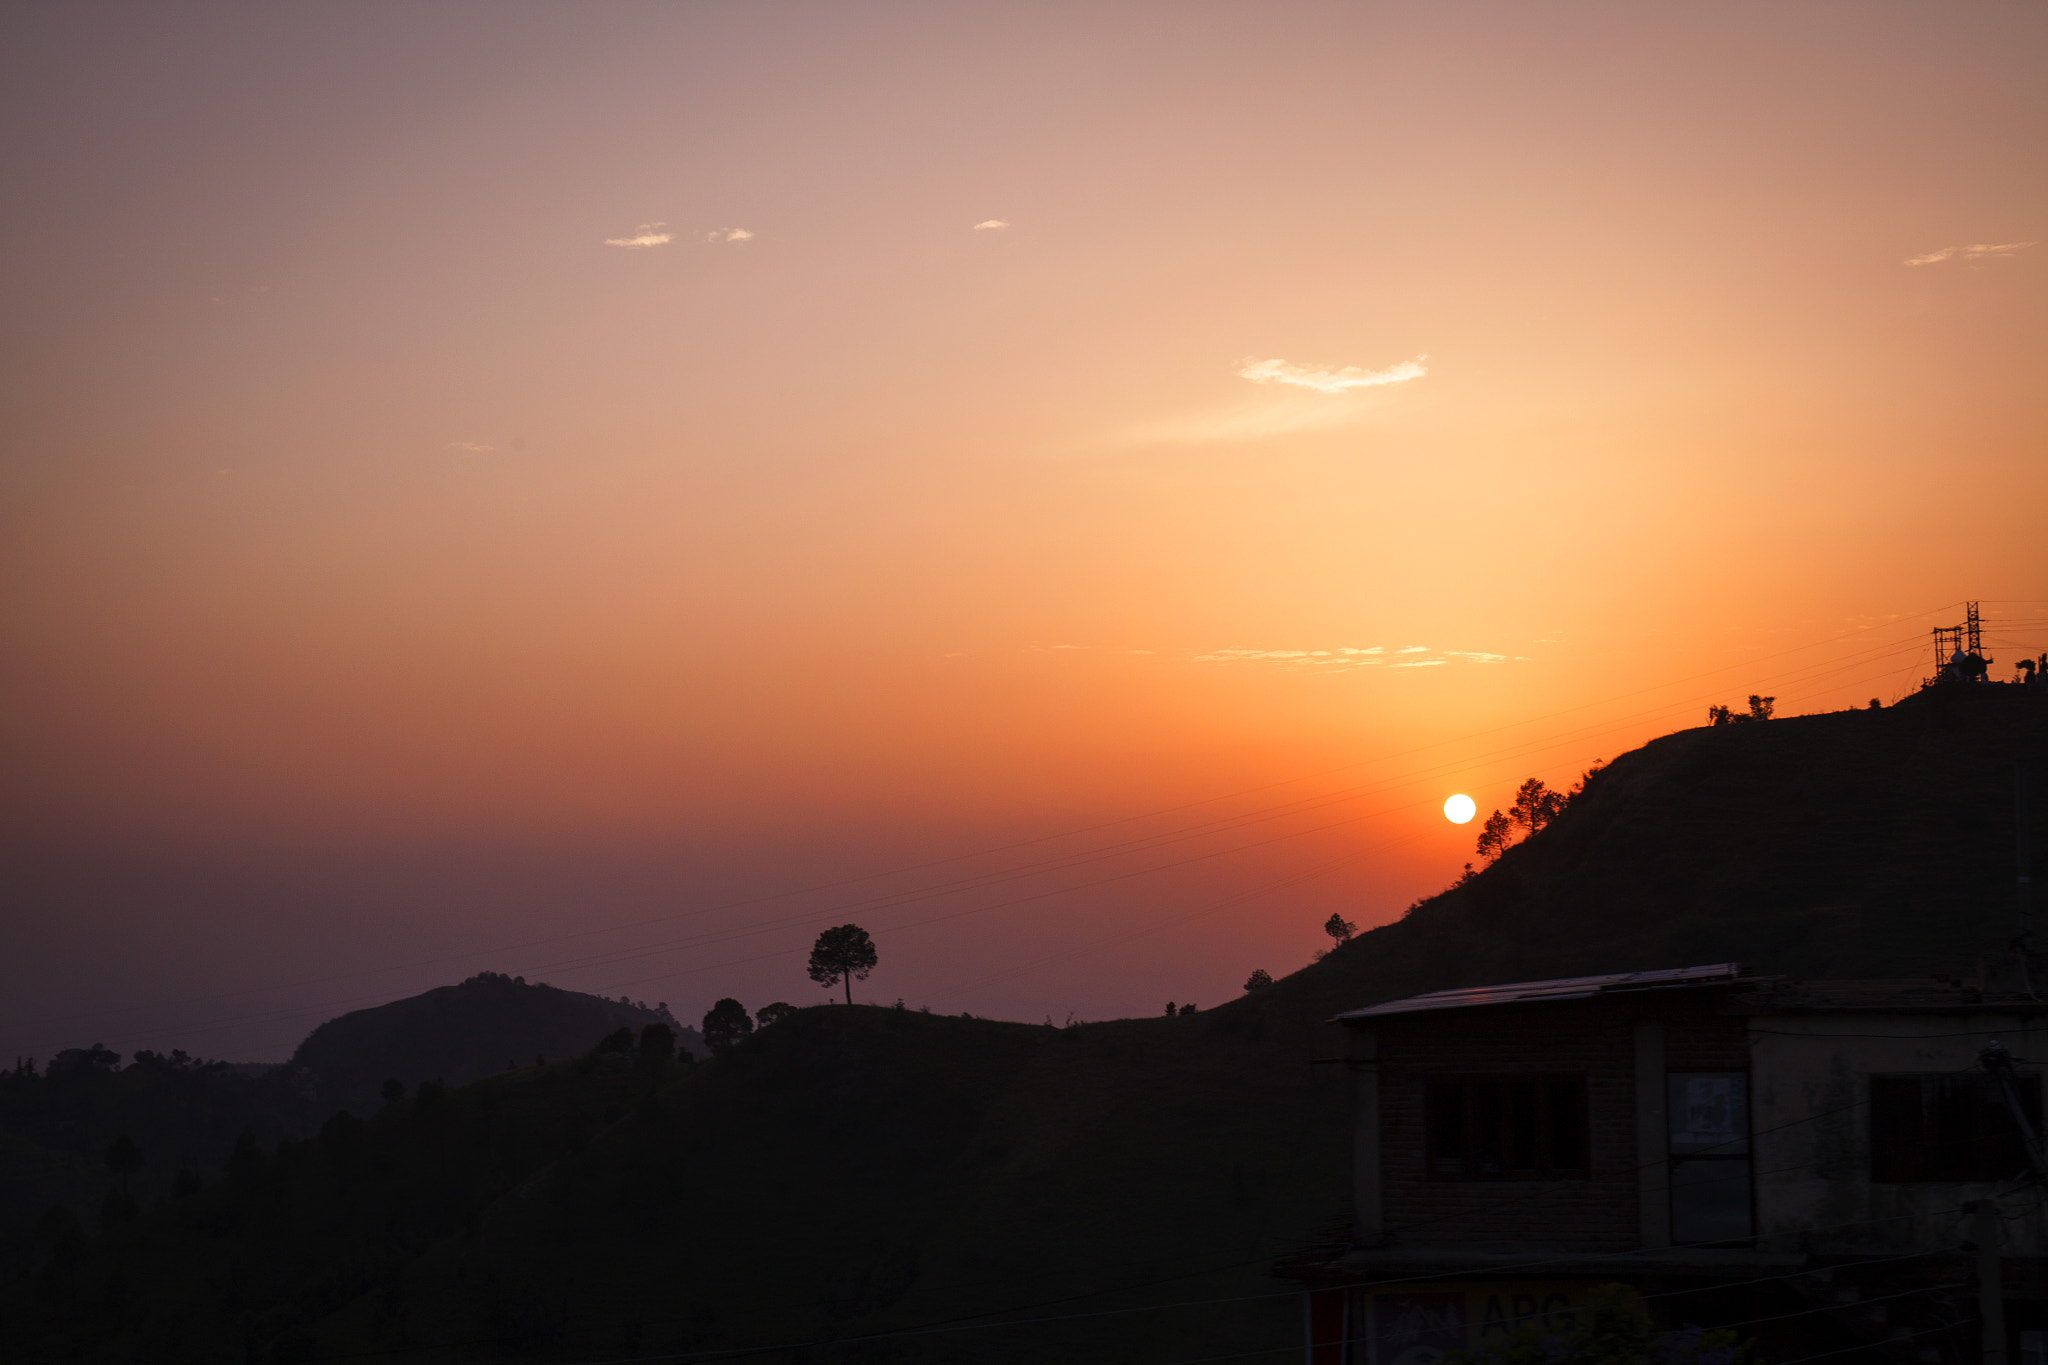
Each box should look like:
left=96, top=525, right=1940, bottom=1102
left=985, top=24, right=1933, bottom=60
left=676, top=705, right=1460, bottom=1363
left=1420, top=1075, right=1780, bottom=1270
left=4, top=686, right=2042, bottom=1362
left=1266, top=681, right=2047, bottom=1030
left=0, top=976, right=706, bottom=1245
left=290, top=971, right=707, bottom=1115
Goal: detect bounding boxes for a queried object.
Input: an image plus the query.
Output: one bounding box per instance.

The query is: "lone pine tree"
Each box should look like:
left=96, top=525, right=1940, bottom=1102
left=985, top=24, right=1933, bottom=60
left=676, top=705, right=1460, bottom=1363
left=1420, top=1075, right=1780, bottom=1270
left=807, top=924, right=879, bottom=1005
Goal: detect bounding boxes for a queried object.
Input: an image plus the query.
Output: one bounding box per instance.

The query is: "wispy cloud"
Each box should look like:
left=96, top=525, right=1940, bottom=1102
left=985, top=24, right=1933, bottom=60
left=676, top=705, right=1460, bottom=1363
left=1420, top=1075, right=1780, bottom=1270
left=1193, top=649, right=1314, bottom=663
left=1236, top=355, right=1428, bottom=393
left=446, top=441, right=495, bottom=452
left=707, top=228, right=754, bottom=244
left=1107, top=355, right=1429, bottom=447
left=605, top=223, right=672, bottom=249
left=1189, top=642, right=1511, bottom=673
left=972, top=219, right=1010, bottom=231
left=1904, top=241, right=2034, bottom=267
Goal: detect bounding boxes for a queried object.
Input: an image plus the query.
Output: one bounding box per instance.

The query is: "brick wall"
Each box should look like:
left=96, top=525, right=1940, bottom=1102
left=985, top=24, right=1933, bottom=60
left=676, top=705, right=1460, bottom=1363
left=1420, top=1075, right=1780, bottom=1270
left=1373, top=992, right=1748, bottom=1251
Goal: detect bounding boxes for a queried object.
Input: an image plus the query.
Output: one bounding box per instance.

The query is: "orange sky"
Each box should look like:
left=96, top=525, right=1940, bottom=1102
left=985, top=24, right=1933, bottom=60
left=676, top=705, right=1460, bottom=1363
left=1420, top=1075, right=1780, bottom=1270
left=2, top=2, right=2044, bottom=1061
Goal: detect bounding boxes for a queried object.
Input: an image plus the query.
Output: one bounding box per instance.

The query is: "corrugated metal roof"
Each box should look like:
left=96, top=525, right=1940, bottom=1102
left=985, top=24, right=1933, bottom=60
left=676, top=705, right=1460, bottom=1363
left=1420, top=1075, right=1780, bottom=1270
left=1333, top=962, right=1749, bottom=1021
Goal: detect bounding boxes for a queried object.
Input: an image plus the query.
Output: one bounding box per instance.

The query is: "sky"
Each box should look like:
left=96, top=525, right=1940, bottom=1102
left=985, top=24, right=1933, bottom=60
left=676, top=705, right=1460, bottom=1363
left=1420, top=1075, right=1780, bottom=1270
left=3, top=1, right=2044, bottom=1063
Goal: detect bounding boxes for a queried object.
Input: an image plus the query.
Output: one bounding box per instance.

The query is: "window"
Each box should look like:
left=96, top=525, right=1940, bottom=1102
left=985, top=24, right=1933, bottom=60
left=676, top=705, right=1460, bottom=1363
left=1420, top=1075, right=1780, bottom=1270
left=1669, top=1073, right=1751, bottom=1244
left=1870, top=1073, right=2043, bottom=1182
left=1427, top=1077, right=1588, bottom=1178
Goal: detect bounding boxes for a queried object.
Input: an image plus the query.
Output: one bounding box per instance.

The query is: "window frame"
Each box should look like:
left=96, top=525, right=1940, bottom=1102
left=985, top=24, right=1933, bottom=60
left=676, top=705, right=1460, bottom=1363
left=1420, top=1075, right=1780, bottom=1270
left=1869, top=1071, right=2044, bottom=1184
left=1424, top=1074, right=1591, bottom=1181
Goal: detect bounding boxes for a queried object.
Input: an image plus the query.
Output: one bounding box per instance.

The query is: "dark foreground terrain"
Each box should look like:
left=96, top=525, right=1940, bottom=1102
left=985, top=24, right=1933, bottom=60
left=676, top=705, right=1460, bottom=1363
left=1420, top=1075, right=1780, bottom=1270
left=3, top=684, right=2042, bottom=1363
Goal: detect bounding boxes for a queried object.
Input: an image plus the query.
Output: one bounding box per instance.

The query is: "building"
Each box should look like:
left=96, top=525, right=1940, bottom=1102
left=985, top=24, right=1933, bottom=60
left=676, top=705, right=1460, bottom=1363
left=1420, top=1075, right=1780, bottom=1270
left=1293, top=965, right=2046, bottom=1365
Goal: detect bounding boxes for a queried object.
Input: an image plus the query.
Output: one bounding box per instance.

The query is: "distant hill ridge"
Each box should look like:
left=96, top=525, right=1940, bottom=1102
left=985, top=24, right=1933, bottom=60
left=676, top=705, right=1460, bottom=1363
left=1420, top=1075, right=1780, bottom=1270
left=290, top=971, right=706, bottom=1115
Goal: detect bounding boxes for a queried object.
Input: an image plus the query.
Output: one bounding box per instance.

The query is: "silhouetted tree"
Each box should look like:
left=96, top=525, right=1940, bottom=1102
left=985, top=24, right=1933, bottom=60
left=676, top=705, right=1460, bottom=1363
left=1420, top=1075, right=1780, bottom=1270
left=1243, top=969, right=1274, bottom=991
left=104, top=1134, right=143, bottom=1194
left=1180, top=1003, right=1198, bottom=1014
left=1509, top=778, right=1566, bottom=834
left=1323, top=913, right=1357, bottom=945
left=701, top=998, right=753, bottom=1055
left=1164, top=1002, right=1177, bottom=1016
left=595, top=1027, right=635, bottom=1055
left=754, top=1002, right=798, bottom=1029
left=381, top=1078, right=406, bottom=1106
left=1478, top=777, right=1572, bottom=860
left=1477, top=808, right=1514, bottom=860
left=807, top=924, right=879, bottom=1005
left=636, top=1022, right=675, bottom=1069
left=1710, top=696, right=1775, bottom=724
left=171, top=1167, right=203, bottom=1198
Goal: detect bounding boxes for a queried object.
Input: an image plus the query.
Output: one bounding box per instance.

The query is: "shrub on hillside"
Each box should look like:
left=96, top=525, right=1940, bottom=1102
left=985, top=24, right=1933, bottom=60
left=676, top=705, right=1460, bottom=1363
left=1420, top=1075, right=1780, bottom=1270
left=701, top=999, right=753, bottom=1055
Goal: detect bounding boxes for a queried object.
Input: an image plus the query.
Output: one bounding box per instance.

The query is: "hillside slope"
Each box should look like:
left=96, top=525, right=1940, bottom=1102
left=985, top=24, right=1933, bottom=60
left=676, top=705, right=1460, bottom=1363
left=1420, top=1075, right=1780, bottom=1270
left=291, top=971, right=708, bottom=1116
left=5, top=687, right=2043, bottom=1362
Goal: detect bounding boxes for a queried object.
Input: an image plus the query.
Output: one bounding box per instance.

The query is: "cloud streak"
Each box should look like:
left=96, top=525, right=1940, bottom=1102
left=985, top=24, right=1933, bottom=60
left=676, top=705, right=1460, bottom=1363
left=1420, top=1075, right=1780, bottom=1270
left=707, top=228, right=754, bottom=244
left=1903, top=241, right=2034, bottom=266
left=1236, top=355, right=1428, bottom=393
left=972, top=219, right=1010, bottom=231
left=1188, top=644, right=1508, bottom=671
left=605, top=223, right=672, bottom=249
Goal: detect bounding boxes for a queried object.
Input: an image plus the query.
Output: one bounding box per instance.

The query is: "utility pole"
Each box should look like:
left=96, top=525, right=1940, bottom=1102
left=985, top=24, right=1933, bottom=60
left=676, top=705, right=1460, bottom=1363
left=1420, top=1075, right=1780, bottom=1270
left=1972, top=1199, right=2006, bottom=1365
left=2020, top=760, right=2037, bottom=1000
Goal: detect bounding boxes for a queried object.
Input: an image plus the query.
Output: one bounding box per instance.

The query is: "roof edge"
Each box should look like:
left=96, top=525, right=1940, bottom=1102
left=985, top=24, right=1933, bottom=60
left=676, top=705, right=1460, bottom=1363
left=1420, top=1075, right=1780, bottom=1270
left=1331, top=962, right=1755, bottom=1023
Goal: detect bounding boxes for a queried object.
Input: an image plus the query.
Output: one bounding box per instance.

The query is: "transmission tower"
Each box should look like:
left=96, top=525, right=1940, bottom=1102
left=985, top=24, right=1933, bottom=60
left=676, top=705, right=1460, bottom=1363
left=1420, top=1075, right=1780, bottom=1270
left=1925, top=601, right=1990, bottom=679
left=1931, top=601, right=1983, bottom=676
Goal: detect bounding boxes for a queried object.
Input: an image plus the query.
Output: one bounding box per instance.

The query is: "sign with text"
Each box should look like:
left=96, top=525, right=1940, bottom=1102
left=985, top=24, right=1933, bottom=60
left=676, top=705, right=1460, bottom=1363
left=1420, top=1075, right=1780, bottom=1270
left=1366, top=1282, right=1599, bottom=1365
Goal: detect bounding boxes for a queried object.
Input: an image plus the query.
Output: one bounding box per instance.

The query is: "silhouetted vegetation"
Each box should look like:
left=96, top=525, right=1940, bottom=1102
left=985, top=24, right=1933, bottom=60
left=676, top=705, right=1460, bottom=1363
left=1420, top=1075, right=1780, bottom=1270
left=1475, top=764, right=1604, bottom=861
left=1707, top=694, right=1775, bottom=725
left=1243, top=969, right=1274, bottom=991
left=701, top=999, right=753, bottom=1055
left=807, top=924, right=879, bottom=1005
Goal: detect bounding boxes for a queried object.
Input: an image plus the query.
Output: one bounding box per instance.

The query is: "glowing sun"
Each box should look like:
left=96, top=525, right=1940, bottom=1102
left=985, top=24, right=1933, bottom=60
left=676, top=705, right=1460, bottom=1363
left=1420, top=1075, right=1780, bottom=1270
left=1443, top=793, right=1477, bottom=824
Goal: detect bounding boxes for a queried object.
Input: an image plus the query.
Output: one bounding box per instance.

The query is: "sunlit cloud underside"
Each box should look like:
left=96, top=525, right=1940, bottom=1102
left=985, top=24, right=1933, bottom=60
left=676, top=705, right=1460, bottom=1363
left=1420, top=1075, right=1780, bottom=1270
left=604, top=223, right=673, bottom=248
left=1109, top=354, right=1430, bottom=447
left=1235, top=355, right=1428, bottom=392
left=1902, top=240, right=2034, bottom=266
left=1190, top=646, right=1511, bottom=669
